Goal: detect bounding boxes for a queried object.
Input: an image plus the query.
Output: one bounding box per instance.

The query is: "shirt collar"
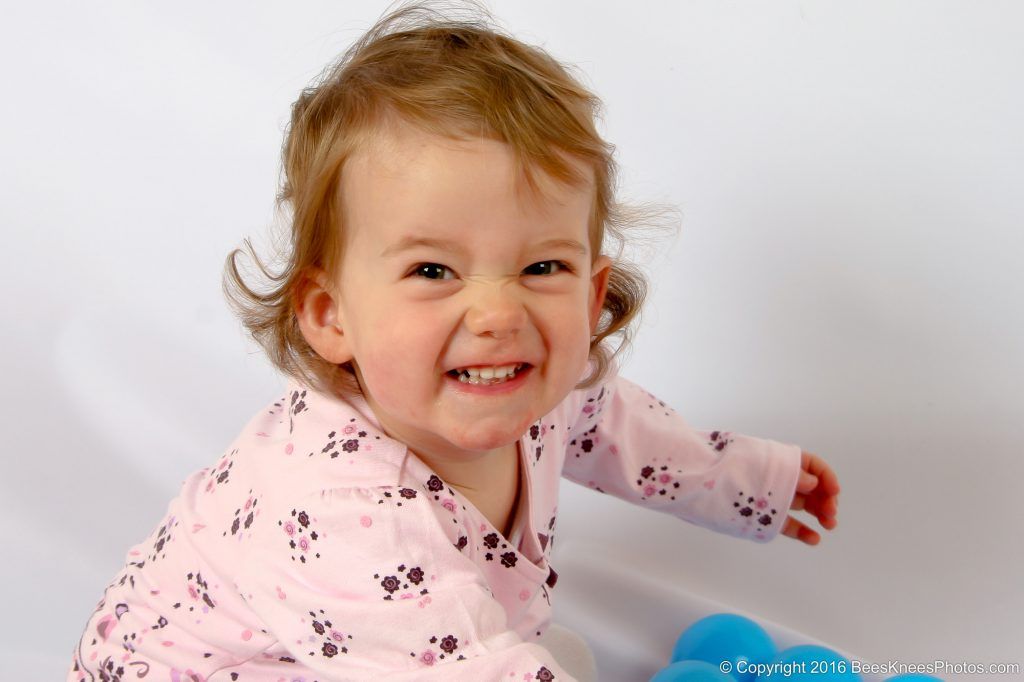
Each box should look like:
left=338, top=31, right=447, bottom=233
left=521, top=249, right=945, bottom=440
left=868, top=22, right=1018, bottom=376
left=283, top=378, right=409, bottom=489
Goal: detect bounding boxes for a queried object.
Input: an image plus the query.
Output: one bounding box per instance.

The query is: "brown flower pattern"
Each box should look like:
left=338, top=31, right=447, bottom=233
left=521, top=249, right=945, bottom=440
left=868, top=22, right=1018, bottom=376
left=146, top=515, right=177, bottom=563
left=733, top=490, right=779, bottom=535
left=223, top=490, right=259, bottom=539
left=412, top=633, right=465, bottom=665
left=308, top=608, right=352, bottom=658
left=279, top=508, right=321, bottom=562
left=637, top=464, right=682, bottom=501
left=373, top=563, right=430, bottom=600
left=315, top=421, right=369, bottom=459
left=204, top=448, right=238, bottom=493
left=708, top=430, right=734, bottom=452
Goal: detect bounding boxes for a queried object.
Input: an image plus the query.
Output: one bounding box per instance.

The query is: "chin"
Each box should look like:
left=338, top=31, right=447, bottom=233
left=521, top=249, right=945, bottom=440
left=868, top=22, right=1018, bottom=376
left=446, top=418, right=530, bottom=452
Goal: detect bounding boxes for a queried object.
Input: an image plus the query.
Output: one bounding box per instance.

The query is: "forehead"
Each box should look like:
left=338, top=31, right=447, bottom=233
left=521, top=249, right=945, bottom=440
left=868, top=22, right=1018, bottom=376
left=339, top=121, right=595, bottom=249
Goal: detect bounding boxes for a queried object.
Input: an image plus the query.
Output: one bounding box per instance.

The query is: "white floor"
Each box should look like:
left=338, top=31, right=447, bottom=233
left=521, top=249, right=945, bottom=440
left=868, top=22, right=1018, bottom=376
left=551, top=542, right=887, bottom=682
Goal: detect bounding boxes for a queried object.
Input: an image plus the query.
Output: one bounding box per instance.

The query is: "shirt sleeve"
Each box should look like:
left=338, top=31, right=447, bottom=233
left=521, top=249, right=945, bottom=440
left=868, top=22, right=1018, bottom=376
left=236, top=485, right=576, bottom=681
left=560, top=364, right=802, bottom=543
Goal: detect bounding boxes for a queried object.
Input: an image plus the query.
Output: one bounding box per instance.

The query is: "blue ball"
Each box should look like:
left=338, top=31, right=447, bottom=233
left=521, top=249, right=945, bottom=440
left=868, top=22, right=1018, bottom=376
left=671, top=613, right=776, bottom=682
left=651, top=660, right=735, bottom=682
left=761, top=645, right=862, bottom=680
left=886, top=675, right=943, bottom=681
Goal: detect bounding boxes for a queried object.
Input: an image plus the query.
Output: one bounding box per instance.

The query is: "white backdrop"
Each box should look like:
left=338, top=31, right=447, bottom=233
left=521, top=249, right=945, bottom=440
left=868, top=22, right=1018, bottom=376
left=2, top=1, right=1021, bottom=680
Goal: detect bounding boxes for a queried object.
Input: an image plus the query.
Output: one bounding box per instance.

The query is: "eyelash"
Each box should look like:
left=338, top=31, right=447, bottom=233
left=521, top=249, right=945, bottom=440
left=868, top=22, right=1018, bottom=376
left=409, top=261, right=572, bottom=281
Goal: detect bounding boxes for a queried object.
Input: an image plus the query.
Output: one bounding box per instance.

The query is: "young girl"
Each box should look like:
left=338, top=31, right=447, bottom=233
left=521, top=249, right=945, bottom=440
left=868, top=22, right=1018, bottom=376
left=69, top=3, right=840, bottom=680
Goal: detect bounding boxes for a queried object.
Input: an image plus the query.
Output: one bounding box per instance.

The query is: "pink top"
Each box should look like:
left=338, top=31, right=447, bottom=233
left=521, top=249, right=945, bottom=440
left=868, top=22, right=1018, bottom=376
left=69, top=366, right=800, bottom=681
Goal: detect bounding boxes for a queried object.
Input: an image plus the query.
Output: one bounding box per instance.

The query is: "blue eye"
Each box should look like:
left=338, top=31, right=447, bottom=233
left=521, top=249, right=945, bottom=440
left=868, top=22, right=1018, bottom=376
left=523, top=260, right=569, bottom=276
left=411, top=263, right=455, bottom=280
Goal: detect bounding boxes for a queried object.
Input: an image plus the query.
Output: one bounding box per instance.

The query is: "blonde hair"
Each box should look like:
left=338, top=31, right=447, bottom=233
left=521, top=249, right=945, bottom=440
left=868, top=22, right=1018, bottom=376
left=224, top=0, right=676, bottom=398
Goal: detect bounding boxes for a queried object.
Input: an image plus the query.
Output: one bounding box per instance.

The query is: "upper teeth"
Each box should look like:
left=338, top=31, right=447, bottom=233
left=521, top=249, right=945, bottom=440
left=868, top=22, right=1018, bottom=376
left=456, top=363, right=522, bottom=379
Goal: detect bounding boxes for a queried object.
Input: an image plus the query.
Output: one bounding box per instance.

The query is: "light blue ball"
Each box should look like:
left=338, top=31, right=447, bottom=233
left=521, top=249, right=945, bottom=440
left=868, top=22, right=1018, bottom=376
left=651, top=660, right=735, bottom=682
left=886, top=675, right=944, bottom=681
left=761, top=645, right=862, bottom=680
left=671, top=613, right=776, bottom=682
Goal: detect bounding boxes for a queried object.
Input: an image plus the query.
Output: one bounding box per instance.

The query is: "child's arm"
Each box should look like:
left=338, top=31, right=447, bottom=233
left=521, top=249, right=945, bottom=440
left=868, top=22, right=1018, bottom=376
left=559, top=365, right=839, bottom=544
left=235, top=486, right=579, bottom=680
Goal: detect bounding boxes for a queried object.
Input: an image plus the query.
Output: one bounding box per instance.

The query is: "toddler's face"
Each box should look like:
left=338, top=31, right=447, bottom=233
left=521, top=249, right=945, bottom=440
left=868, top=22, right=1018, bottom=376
left=312, top=122, right=610, bottom=464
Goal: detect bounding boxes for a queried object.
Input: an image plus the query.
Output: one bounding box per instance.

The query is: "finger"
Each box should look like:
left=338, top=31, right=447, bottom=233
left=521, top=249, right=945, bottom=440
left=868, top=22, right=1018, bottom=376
left=801, top=491, right=839, bottom=524
left=791, top=494, right=838, bottom=531
left=800, top=450, right=814, bottom=470
left=817, top=463, right=841, bottom=495
left=782, top=516, right=820, bottom=545
left=824, top=493, right=839, bottom=518
left=795, top=469, right=819, bottom=494
left=802, top=451, right=841, bottom=495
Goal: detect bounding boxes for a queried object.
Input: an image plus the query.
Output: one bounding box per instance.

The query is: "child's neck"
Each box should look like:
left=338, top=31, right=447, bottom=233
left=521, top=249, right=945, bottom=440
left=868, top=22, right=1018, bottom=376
left=413, top=441, right=522, bottom=538
left=416, top=441, right=518, bottom=493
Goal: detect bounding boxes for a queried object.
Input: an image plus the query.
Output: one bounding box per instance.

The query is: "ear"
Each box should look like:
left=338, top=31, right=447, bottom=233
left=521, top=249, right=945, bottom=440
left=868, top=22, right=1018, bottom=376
left=294, top=266, right=354, bottom=365
left=588, top=255, right=613, bottom=335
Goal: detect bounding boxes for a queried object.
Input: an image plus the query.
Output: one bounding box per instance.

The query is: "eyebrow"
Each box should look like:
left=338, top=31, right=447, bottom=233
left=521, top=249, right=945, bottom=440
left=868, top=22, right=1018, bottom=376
left=380, top=235, right=588, bottom=258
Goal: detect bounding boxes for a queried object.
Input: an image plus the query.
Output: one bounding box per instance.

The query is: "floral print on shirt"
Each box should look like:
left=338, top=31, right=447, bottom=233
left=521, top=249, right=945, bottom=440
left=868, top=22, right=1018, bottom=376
left=69, top=373, right=800, bottom=680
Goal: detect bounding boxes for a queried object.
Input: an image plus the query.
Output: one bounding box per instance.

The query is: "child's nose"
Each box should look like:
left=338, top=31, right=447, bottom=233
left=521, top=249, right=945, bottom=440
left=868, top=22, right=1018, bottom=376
left=462, top=276, right=527, bottom=339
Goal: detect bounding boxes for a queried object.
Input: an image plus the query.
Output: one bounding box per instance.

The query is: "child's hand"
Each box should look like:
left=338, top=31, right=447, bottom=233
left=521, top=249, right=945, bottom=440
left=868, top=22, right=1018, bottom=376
left=781, top=450, right=840, bottom=545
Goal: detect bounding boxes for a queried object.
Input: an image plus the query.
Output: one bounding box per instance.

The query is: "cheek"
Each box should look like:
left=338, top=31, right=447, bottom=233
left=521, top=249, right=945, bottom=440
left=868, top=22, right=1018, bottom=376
left=548, top=292, right=594, bottom=336
left=540, top=299, right=596, bottom=365
left=354, top=306, right=446, bottom=400
left=358, top=301, right=440, bottom=355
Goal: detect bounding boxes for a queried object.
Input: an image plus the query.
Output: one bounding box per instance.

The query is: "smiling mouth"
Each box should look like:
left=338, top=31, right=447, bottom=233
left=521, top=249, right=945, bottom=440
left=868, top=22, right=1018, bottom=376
left=446, top=363, right=530, bottom=386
